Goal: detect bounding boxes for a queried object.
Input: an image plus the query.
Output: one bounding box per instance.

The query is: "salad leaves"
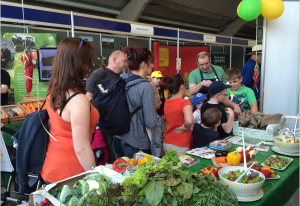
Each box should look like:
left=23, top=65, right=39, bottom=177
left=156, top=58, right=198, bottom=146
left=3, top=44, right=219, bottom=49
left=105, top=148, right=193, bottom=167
left=222, top=169, right=264, bottom=184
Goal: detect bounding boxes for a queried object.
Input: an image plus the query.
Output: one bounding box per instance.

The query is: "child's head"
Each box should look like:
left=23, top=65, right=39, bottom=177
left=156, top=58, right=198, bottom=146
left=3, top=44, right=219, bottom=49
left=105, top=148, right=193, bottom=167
left=151, top=71, right=163, bottom=87
left=163, top=74, right=185, bottom=98
left=202, top=108, right=222, bottom=130
left=192, top=93, right=207, bottom=110
left=208, top=81, right=231, bottom=102
left=225, top=68, right=243, bottom=91
left=154, top=93, right=162, bottom=110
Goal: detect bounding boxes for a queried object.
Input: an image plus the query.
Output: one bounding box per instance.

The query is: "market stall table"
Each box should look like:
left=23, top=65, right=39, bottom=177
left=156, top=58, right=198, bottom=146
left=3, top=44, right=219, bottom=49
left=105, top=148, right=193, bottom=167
left=2, top=123, right=299, bottom=206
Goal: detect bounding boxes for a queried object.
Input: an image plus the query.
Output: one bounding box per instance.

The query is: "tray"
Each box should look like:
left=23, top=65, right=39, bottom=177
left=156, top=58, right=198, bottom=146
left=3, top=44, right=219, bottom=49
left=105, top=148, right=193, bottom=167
left=0, top=107, right=9, bottom=125
left=261, top=155, right=293, bottom=170
left=18, top=100, right=46, bottom=114
left=272, top=146, right=299, bottom=156
left=1, top=105, right=27, bottom=124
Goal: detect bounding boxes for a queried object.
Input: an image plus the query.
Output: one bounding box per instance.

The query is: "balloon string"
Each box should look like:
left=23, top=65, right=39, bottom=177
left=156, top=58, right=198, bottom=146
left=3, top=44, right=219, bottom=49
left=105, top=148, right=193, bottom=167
left=24, top=74, right=37, bottom=94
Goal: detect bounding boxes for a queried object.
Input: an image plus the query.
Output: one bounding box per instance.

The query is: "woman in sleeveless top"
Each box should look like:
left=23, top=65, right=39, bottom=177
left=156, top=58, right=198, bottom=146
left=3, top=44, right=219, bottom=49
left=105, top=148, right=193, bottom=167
left=40, top=38, right=99, bottom=183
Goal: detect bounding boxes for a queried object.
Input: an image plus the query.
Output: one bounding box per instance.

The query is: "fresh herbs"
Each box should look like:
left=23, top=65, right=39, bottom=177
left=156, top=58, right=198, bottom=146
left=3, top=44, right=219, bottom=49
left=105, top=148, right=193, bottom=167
left=89, top=183, right=124, bottom=206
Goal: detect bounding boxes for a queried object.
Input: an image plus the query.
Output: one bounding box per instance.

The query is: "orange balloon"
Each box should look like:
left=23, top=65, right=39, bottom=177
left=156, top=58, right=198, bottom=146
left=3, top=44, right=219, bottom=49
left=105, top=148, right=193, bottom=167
left=261, top=0, right=284, bottom=19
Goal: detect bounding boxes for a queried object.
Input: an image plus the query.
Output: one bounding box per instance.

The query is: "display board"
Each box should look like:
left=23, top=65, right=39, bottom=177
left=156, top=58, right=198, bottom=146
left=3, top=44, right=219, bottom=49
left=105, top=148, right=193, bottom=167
left=152, top=42, right=209, bottom=88
left=262, top=1, right=299, bottom=117
left=1, top=33, right=59, bottom=104
left=211, top=52, right=228, bottom=71
left=1, top=132, right=14, bottom=172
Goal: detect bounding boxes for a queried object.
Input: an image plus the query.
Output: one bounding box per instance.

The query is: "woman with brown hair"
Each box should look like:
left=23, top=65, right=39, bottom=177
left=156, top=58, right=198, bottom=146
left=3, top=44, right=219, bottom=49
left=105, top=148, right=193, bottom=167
left=40, top=38, right=99, bottom=183
left=163, top=74, right=194, bottom=156
left=113, top=46, right=160, bottom=158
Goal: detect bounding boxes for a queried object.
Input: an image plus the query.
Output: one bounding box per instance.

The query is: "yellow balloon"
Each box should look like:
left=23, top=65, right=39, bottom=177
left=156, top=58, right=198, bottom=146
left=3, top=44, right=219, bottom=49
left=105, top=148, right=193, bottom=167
left=261, top=0, right=284, bottom=19
left=237, top=1, right=243, bottom=18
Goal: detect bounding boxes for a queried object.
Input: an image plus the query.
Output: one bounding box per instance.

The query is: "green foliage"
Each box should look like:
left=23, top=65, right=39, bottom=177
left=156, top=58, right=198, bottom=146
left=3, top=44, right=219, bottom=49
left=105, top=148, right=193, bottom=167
left=89, top=183, right=124, bottom=206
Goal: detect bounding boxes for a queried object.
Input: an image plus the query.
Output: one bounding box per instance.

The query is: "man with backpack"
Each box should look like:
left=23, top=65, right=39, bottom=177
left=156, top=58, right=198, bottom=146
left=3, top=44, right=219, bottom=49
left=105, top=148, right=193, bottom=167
left=86, top=50, right=128, bottom=164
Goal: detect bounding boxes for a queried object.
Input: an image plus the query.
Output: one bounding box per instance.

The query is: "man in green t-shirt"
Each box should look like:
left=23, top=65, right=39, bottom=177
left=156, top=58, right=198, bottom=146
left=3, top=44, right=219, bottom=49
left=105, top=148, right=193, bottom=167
left=225, top=68, right=258, bottom=114
left=189, top=52, right=242, bottom=116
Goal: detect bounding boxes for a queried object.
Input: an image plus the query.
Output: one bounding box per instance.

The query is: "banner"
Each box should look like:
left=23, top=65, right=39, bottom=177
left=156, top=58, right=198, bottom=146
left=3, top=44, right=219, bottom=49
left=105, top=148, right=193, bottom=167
left=1, top=33, right=59, bottom=104
left=152, top=42, right=209, bottom=89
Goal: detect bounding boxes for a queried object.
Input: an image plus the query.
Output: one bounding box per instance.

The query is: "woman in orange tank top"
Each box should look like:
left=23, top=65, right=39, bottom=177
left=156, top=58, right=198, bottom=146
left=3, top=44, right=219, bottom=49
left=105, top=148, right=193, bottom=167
left=40, top=38, right=99, bottom=183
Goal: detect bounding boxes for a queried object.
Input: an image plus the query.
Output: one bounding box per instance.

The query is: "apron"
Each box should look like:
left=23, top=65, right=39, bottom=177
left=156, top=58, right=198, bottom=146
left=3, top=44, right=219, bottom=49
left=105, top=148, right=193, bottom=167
left=199, top=65, right=220, bottom=94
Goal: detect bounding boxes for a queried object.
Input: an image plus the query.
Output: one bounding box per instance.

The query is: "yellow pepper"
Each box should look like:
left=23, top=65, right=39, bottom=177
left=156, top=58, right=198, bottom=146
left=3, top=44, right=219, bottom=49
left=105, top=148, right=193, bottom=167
left=138, top=155, right=153, bottom=165
left=227, top=152, right=241, bottom=166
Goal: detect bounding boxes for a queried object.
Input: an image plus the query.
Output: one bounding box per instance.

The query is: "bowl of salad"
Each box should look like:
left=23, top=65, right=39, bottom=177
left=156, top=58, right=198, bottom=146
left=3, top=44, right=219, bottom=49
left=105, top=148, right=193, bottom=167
left=274, top=135, right=299, bottom=153
left=218, top=166, right=265, bottom=197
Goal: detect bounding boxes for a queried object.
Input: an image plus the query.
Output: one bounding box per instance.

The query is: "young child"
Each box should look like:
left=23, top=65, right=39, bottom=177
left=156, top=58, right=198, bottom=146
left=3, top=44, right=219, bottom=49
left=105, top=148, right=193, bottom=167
left=193, top=108, right=222, bottom=148
left=151, top=91, right=163, bottom=157
left=226, top=68, right=258, bottom=114
left=191, top=93, right=207, bottom=131
left=201, top=81, right=234, bottom=138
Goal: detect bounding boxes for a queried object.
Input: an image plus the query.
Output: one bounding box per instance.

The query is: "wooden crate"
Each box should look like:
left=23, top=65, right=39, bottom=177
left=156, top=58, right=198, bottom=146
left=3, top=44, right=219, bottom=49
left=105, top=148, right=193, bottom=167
left=1, top=105, right=27, bottom=124
left=1, top=107, right=9, bottom=125
left=22, top=95, right=47, bottom=102
left=18, top=100, right=46, bottom=114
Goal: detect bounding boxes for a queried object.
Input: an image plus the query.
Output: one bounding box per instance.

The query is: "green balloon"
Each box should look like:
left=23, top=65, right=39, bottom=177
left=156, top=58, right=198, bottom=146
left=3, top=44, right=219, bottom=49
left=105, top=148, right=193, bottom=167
left=239, top=0, right=262, bottom=21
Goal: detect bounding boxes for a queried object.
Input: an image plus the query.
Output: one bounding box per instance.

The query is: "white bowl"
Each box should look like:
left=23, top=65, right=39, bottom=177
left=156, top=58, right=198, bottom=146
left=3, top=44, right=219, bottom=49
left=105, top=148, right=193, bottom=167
left=218, top=166, right=265, bottom=197
left=274, top=135, right=299, bottom=153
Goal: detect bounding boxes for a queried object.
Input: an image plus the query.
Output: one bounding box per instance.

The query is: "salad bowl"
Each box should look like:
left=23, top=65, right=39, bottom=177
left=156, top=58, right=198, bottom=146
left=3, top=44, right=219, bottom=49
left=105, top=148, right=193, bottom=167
left=274, top=135, right=299, bottom=153
left=218, top=166, right=265, bottom=197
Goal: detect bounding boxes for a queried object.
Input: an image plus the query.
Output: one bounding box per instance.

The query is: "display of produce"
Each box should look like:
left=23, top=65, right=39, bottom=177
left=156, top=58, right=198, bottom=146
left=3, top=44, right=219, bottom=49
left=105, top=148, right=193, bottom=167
left=262, top=155, right=293, bottom=170
left=4, top=107, right=25, bottom=117
left=226, top=152, right=242, bottom=166
left=0, top=111, right=6, bottom=118
left=47, top=173, right=112, bottom=206
left=21, top=101, right=46, bottom=113
left=222, top=169, right=264, bottom=184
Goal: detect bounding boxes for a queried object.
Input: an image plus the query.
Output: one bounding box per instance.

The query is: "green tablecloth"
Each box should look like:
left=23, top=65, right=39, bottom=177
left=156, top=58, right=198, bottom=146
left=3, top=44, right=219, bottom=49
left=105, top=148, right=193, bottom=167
left=2, top=123, right=299, bottom=205
left=186, top=144, right=299, bottom=206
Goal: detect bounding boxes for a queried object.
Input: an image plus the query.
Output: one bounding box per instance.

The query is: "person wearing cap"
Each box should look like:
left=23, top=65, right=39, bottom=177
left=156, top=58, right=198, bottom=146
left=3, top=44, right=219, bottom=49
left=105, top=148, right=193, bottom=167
left=189, top=52, right=242, bottom=116
left=151, top=71, right=166, bottom=119
left=191, top=93, right=207, bottom=131
left=201, top=81, right=235, bottom=138
left=241, top=45, right=262, bottom=101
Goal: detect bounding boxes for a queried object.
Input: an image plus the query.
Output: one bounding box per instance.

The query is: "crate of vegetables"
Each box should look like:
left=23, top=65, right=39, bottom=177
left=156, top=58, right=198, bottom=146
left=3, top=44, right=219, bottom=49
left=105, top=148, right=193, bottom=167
left=0, top=107, right=9, bottom=125
left=18, top=100, right=46, bottom=114
left=1, top=105, right=27, bottom=124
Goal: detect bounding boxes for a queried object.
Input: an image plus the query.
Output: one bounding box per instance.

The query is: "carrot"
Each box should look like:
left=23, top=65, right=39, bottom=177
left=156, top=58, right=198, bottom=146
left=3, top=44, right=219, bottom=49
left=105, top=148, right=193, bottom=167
left=216, top=156, right=227, bottom=163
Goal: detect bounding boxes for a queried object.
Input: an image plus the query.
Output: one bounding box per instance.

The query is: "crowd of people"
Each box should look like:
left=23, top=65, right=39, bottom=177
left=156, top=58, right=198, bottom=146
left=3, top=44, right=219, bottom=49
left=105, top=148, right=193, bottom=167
left=40, top=37, right=262, bottom=183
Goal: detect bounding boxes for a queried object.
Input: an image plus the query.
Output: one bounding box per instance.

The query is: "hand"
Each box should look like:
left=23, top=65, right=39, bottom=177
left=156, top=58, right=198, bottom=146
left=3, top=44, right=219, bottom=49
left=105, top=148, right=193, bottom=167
left=174, top=125, right=187, bottom=135
left=161, top=115, right=166, bottom=121
left=232, top=104, right=242, bottom=116
left=2, top=59, right=5, bottom=61
left=225, top=108, right=234, bottom=116
left=201, top=80, right=213, bottom=87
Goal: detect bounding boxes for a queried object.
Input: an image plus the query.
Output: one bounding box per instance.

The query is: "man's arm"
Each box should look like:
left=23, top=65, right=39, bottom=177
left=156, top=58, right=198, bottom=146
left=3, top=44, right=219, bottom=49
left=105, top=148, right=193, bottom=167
left=1, top=85, right=9, bottom=94
left=189, top=80, right=213, bottom=95
left=241, top=67, right=254, bottom=87
left=86, top=92, right=94, bottom=101
left=222, top=96, right=242, bottom=116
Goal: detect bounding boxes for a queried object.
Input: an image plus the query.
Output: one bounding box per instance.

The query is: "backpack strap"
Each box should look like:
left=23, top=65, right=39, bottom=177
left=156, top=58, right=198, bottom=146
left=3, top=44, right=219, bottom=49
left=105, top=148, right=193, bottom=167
left=0, top=126, right=17, bottom=136
left=59, top=93, right=80, bottom=117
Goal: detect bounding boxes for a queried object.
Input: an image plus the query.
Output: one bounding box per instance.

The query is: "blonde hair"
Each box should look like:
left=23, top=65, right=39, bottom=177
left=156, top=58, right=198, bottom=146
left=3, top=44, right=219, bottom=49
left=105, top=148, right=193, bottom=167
left=226, top=68, right=241, bottom=80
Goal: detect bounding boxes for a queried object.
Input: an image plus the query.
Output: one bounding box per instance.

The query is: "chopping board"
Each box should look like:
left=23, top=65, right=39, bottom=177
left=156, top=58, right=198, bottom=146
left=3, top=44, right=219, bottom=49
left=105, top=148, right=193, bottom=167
left=211, top=157, right=259, bottom=168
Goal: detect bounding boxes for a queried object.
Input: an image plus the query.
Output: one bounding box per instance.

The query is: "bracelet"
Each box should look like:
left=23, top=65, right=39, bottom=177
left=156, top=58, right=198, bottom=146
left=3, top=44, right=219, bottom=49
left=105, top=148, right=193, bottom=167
left=182, top=125, right=188, bottom=131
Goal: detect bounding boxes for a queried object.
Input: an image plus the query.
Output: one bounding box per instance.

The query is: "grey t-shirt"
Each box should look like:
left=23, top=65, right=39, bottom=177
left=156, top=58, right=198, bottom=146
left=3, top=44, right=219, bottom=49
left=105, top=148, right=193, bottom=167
left=86, top=67, right=121, bottom=94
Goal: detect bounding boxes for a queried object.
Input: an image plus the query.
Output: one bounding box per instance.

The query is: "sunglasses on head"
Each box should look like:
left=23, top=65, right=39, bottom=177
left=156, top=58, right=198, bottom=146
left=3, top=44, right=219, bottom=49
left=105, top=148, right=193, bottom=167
left=78, top=38, right=88, bottom=50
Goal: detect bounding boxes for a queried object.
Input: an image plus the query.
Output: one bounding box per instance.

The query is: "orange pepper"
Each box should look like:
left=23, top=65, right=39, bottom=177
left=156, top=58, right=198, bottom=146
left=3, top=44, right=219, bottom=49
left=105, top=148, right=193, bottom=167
left=128, top=158, right=138, bottom=166
left=261, top=167, right=271, bottom=171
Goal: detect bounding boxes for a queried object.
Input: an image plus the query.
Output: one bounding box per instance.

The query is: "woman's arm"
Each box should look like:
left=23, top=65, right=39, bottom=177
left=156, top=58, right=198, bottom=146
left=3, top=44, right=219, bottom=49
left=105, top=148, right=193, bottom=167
left=174, top=104, right=194, bottom=134
left=142, top=84, right=159, bottom=129
left=69, top=94, right=96, bottom=171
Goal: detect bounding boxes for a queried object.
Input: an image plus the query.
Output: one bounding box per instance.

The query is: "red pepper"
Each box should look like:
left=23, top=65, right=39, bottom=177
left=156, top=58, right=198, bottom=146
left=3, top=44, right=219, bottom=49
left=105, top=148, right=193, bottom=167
left=252, top=166, right=261, bottom=171
left=260, top=170, right=271, bottom=179
left=113, top=158, right=128, bottom=173
left=239, top=151, right=251, bottom=163
left=212, top=166, right=222, bottom=178
left=244, top=180, right=249, bottom=184
left=232, top=178, right=237, bottom=181
left=21, top=53, right=34, bottom=94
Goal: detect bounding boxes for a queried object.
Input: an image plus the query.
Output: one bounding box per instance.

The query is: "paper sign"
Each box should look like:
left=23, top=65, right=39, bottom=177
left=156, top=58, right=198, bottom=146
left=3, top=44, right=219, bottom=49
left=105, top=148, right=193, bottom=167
left=1, top=132, right=14, bottom=172
left=164, top=89, right=168, bottom=99
left=248, top=40, right=256, bottom=47
left=159, top=47, right=169, bottom=67
left=130, top=24, right=154, bottom=35
left=176, top=58, right=181, bottom=70
left=204, top=35, right=216, bottom=43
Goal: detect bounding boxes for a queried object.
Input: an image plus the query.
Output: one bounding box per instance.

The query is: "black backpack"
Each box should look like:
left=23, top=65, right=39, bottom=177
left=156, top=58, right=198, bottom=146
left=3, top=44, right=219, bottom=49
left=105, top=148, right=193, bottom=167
left=91, top=74, right=142, bottom=135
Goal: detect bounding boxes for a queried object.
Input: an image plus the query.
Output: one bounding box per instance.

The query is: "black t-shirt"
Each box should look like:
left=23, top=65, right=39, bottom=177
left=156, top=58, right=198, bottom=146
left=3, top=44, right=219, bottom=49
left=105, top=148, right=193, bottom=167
left=1, top=69, right=11, bottom=105
left=192, top=124, right=219, bottom=148
left=157, top=85, right=165, bottom=116
left=86, top=67, right=121, bottom=94
left=201, top=102, right=229, bottom=138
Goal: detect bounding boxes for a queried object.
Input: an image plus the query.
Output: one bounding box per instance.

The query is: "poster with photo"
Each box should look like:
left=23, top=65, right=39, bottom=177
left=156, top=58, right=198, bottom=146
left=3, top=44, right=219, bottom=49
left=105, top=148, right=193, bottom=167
left=102, top=38, right=114, bottom=49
